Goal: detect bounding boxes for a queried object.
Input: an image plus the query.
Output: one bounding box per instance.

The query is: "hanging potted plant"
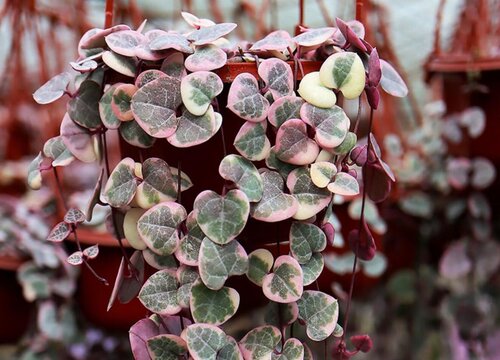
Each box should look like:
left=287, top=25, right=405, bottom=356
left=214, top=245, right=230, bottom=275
left=30, top=4, right=408, bottom=358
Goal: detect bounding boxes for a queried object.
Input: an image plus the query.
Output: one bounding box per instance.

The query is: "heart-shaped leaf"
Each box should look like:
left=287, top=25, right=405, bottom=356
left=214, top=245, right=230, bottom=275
left=327, top=172, right=359, bottom=196
left=234, top=121, right=271, bottom=161
left=267, top=96, right=304, bottom=128
left=33, top=72, right=71, bottom=104
left=99, top=85, right=122, bottom=129
left=251, top=170, right=298, bottom=222
left=319, top=52, right=366, bottom=99
left=363, top=163, right=392, bottom=203
left=348, top=219, right=376, bottom=261
left=301, top=253, right=324, bottom=286
left=250, top=30, right=292, bottom=52
left=217, top=336, right=243, bottom=360
left=300, top=103, right=350, bottom=148
left=136, top=70, right=167, bottom=88
left=130, top=318, right=160, bottom=359
left=219, top=155, right=263, bottom=202
left=258, top=58, right=294, bottom=99
left=297, top=72, right=337, bottom=109
left=131, top=76, right=181, bottom=138
left=143, top=249, right=178, bottom=270
left=293, top=27, right=336, bottom=47
left=80, top=25, right=130, bottom=51
left=68, top=80, right=103, bottom=130
left=183, top=324, right=229, bottom=360
left=102, top=51, right=136, bottom=77
left=380, top=60, right=408, bottom=97
left=66, top=251, right=83, bottom=266
left=124, top=208, right=148, bottom=250
left=119, top=120, right=156, bottom=148
left=105, top=30, right=145, bottom=56
left=139, top=269, right=181, bottom=315
left=181, top=71, right=223, bottom=116
left=136, top=158, right=177, bottom=208
left=102, top=158, right=138, bottom=208
left=167, top=106, right=220, bottom=147
left=161, top=52, right=187, bottom=79
left=47, top=222, right=71, bottom=242
left=239, top=326, right=281, bottom=360
left=227, top=73, right=270, bottom=122
left=83, top=245, right=99, bottom=259
left=266, top=148, right=299, bottom=179
left=187, top=23, right=237, bottom=45
left=263, top=255, right=303, bottom=303
left=175, top=212, right=204, bottom=266
left=289, top=222, right=327, bottom=264
left=185, top=44, right=227, bottom=71
left=297, top=290, right=339, bottom=341
left=333, top=132, right=357, bottom=155
left=275, top=119, right=319, bottom=165
left=148, top=31, right=193, bottom=53
left=460, top=107, right=486, bottom=138
left=43, top=136, right=75, bottom=167
left=264, top=301, right=299, bottom=327
left=471, top=158, right=496, bottom=189
left=147, top=334, right=188, bottom=360
left=287, top=167, right=332, bottom=220
left=64, top=208, right=85, bottom=224
left=111, top=83, right=137, bottom=121
left=194, top=190, right=250, bottom=245
left=247, top=249, right=274, bottom=286
left=190, top=280, right=239, bottom=325
left=60, top=113, right=97, bottom=163
left=199, top=237, right=248, bottom=290
left=137, top=202, right=187, bottom=255
left=272, top=338, right=304, bottom=360
left=310, top=162, right=337, bottom=188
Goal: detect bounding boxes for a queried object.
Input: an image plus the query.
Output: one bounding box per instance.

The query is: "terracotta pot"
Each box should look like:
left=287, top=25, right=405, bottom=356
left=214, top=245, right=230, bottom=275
left=0, top=256, right=33, bottom=344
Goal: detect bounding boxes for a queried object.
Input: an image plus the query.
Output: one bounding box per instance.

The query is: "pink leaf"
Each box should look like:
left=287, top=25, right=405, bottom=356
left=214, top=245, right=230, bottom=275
left=348, top=220, right=376, bottom=261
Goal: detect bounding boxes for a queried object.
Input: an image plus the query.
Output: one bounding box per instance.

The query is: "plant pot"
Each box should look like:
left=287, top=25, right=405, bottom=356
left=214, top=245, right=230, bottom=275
left=0, top=255, right=33, bottom=344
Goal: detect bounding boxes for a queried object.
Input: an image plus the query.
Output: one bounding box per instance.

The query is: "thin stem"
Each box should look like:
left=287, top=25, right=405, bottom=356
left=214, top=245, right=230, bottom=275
left=341, top=107, right=374, bottom=344
left=73, top=227, right=109, bottom=285
left=52, top=167, right=68, bottom=211
left=353, top=96, right=363, bottom=134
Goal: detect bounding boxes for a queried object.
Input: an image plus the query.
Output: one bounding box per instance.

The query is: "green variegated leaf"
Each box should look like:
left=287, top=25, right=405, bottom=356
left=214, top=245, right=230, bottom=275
left=170, top=166, right=193, bottom=193
left=131, top=76, right=181, bottom=138
left=297, top=72, right=336, bottom=109
left=183, top=324, right=229, bottom=360
left=194, top=190, right=250, bottom=245
left=161, top=52, right=187, bottom=78
left=124, top=208, right=148, bottom=250
left=227, top=73, right=270, bottom=122
left=135, top=70, right=166, bottom=88
left=297, top=290, right=339, bottom=341
left=47, top=222, right=71, bottom=242
left=239, top=326, right=281, bottom=360
left=190, top=280, right=239, bottom=325
left=271, top=338, right=304, bottom=360
left=233, top=121, right=271, bottom=161
left=264, top=301, right=299, bottom=327
left=68, top=80, right=102, bottom=130
left=333, top=324, right=344, bottom=337
left=310, top=162, right=337, bottom=188
left=102, top=50, right=137, bottom=77
left=262, top=255, right=303, bottom=303
left=300, top=253, right=324, bottom=285
left=102, top=158, right=138, bottom=207
left=265, top=148, right=298, bottom=179
left=136, top=158, right=177, bottom=209
left=219, top=155, right=263, bottom=202
left=258, top=58, right=294, bottom=99
left=275, top=119, right=319, bottom=165
left=167, top=106, right=219, bottom=147
left=175, top=212, right=203, bottom=266
left=267, top=96, right=304, bottom=128
left=27, top=152, right=44, bottom=190
left=300, top=103, right=350, bottom=148
left=143, top=249, right=178, bottom=270
left=251, top=170, right=298, bottom=222
left=327, top=172, right=359, bottom=196
left=177, top=283, right=193, bottom=308
left=320, top=52, right=366, bottom=99
left=119, top=120, right=156, bottom=148
left=147, top=334, right=187, bottom=360
left=333, top=132, right=357, bottom=155
left=177, top=265, right=199, bottom=285
left=181, top=71, right=223, bottom=116
left=185, top=44, right=227, bottom=72
left=218, top=336, right=243, bottom=360
left=199, top=238, right=248, bottom=290
left=43, top=136, right=75, bottom=167
left=60, top=113, right=97, bottom=163
left=105, top=29, right=144, bottom=56
left=247, top=249, right=274, bottom=286
left=287, top=167, right=332, bottom=220
left=137, top=202, right=187, bottom=255
left=139, top=269, right=181, bottom=315
left=111, top=83, right=137, bottom=121
left=99, top=85, right=121, bottom=129
left=290, top=222, right=327, bottom=264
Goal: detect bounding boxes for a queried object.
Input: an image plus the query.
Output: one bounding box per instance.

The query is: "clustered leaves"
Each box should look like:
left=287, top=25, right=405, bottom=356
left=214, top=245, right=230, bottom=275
left=31, top=12, right=406, bottom=359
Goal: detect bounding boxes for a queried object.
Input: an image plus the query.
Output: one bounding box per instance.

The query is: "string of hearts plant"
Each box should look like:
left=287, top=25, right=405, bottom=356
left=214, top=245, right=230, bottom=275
left=30, top=10, right=407, bottom=359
